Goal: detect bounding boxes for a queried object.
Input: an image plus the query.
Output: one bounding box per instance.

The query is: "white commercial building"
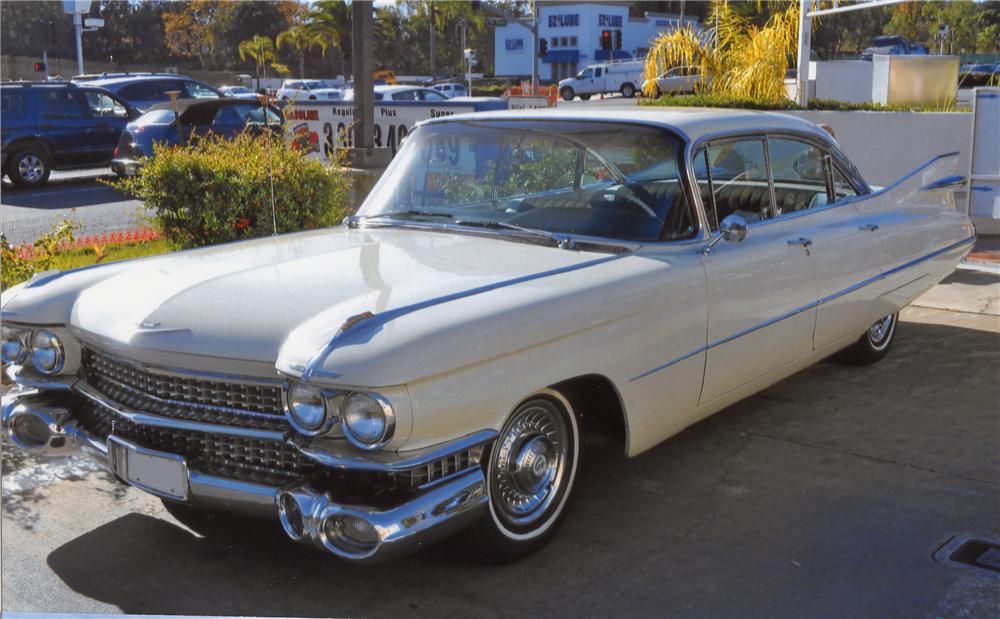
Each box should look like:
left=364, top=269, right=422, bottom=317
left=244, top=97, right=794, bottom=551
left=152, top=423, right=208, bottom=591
left=494, top=2, right=700, bottom=81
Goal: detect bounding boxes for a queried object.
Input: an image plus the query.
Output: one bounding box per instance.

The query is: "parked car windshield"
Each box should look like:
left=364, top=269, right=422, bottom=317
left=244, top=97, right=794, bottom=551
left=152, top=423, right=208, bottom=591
left=359, top=121, right=696, bottom=242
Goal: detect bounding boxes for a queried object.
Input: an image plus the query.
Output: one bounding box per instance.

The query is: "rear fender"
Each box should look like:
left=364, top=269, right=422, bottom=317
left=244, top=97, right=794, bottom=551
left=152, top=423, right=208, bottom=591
left=852, top=152, right=965, bottom=214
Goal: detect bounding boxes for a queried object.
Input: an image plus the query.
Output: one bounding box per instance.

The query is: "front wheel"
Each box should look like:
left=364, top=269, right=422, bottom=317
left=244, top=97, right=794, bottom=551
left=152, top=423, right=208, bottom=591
left=465, top=390, right=581, bottom=562
left=620, top=83, right=636, bottom=98
left=837, top=313, right=899, bottom=365
left=560, top=87, right=575, bottom=101
left=6, top=146, right=51, bottom=189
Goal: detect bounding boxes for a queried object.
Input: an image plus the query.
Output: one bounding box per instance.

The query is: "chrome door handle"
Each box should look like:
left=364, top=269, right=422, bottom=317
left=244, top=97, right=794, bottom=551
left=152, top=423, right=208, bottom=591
left=858, top=223, right=879, bottom=232
left=786, top=237, right=813, bottom=247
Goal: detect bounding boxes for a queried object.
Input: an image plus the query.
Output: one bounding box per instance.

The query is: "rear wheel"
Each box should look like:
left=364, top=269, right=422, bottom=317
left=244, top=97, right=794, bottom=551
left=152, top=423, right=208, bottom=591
left=620, top=83, right=636, bottom=98
left=6, top=145, right=51, bottom=189
left=837, top=313, right=899, bottom=365
left=579, top=94, right=591, bottom=101
left=560, top=86, right=575, bottom=101
left=464, top=390, right=581, bottom=563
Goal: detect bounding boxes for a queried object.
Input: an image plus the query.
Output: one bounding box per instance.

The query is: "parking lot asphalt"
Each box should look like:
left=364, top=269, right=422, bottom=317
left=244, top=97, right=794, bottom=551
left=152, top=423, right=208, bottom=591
left=1, top=171, right=146, bottom=245
left=2, top=270, right=997, bottom=617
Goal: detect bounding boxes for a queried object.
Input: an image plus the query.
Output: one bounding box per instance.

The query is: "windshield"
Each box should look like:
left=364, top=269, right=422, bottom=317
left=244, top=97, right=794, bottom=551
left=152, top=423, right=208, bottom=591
left=302, top=80, right=326, bottom=89
left=358, top=121, right=696, bottom=242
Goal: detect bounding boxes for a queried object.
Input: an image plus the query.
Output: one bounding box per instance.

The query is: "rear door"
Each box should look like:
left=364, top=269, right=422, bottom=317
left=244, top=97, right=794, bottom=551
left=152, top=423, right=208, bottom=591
left=697, top=136, right=817, bottom=403
left=766, top=136, right=883, bottom=350
left=37, top=88, right=95, bottom=163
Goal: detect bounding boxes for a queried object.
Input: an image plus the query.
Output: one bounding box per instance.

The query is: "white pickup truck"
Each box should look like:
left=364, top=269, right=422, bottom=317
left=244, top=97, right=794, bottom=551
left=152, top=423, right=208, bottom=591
left=558, top=60, right=644, bottom=101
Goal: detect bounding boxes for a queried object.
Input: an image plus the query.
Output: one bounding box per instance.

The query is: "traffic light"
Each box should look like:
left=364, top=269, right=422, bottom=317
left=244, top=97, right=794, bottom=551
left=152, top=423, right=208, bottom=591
left=614, top=30, right=622, bottom=50
left=33, top=62, right=46, bottom=73
left=600, top=30, right=612, bottom=51
left=538, top=37, right=548, bottom=58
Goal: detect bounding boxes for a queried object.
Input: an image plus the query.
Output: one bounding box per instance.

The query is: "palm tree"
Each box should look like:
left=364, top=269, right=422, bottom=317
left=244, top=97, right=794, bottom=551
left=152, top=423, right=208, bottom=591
left=642, top=0, right=799, bottom=101
left=239, top=35, right=289, bottom=91
left=311, top=0, right=351, bottom=81
left=277, top=24, right=329, bottom=78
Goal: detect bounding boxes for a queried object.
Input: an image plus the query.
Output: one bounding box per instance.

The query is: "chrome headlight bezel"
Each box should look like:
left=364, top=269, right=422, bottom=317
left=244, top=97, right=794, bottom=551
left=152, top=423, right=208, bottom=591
left=282, top=382, right=340, bottom=436
left=29, top=329, right=65, bottom=375
left=1, top=326, right=29, bottom=365
left=341, top=391, right=395, bottom=450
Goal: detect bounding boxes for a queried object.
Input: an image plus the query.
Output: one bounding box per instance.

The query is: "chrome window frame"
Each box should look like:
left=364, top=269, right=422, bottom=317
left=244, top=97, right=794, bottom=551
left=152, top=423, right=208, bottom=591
left=685, top=128, right=872, bottom=234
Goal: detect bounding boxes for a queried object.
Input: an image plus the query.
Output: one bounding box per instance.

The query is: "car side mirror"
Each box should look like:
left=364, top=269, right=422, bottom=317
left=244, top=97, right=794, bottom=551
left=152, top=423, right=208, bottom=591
left=703, top=214, right=749, bottom=254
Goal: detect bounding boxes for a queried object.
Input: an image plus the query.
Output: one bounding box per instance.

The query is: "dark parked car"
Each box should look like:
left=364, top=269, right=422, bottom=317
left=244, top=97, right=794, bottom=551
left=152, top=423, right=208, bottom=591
left=1, top=81, right=138, bottom=189
left=73, top=73, right=221, bottom=112
left=111, top=98, right=283, bottom=177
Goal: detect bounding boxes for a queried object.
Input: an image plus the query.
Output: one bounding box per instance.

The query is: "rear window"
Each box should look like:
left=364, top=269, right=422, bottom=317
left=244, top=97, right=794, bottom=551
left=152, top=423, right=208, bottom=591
left=1, top=90, right=27, bottom=120
left=135, top=109, right=176, bottom=124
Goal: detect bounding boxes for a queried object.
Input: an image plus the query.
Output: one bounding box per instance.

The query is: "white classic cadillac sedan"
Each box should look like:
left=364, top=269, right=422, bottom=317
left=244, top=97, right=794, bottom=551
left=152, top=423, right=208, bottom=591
left=1, top=109, right=974, bottom=563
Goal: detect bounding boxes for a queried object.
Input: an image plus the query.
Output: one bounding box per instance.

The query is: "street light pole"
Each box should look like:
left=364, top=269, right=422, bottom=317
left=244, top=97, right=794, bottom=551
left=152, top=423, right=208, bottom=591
left=73, top=12, right=84, bottom=75
left=530, top=0, right=538, bottom=95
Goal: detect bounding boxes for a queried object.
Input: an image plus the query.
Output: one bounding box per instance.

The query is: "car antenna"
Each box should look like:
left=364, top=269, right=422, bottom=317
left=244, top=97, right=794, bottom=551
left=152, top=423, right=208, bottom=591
left=261, top=93, right=278, bottom=236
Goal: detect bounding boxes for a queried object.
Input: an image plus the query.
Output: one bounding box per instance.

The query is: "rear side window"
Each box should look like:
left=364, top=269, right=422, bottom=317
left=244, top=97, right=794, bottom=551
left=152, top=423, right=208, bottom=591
left=1, top=90, right=27, bottom=120
left=393, top=90, right=417, bottom=101
left=40, top=90, right=91, bottom=119
left=767, top=137, right=832, bottom=215
left=118, top=82, right=156, bottom=100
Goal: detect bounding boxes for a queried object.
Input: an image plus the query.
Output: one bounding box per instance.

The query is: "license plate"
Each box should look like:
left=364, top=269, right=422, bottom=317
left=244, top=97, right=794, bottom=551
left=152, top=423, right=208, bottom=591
left=107, top=435, right=188, bottom=501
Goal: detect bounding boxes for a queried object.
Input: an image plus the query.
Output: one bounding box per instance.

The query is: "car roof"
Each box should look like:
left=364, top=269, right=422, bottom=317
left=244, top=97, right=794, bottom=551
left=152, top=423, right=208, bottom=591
left=143, top=98, right=270, bottom=116
left=419, top=108, right=836, bottom=147
left=81, top=75, right=200, bottom=87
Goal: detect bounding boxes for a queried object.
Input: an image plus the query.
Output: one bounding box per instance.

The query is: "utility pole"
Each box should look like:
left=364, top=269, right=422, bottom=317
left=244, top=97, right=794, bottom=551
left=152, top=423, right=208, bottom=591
left=795, top=0, right=812, bottom=107
left=429, top=0, right=437, bottom=81
left=73, top=12, right=84, bottom=75
left=352, top=0, right=374, bottom=152
left=531, top=0, right=538, bottom=95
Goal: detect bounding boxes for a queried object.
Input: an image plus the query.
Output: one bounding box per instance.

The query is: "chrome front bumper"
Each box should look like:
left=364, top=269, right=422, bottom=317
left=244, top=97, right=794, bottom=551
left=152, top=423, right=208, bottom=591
left=2, top=389, right=490, bottom=563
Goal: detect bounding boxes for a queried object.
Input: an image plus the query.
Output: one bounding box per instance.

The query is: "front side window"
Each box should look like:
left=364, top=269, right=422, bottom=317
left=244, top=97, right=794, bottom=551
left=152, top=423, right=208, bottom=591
left=578, top=68, right=593, bottom=79
left=360, top=121, right=696, bottom=242
left=831, top=165, right=859, bottom=200
left=184, top=81, right=220, bottom=99
left=83, top=91, right=127, bottom=117
left=393, top=89, right=418, bottom=101
left=704, top=138, right=772, bottom=224
left=768, top=137, right=831, bottom=215
left=418, top=89, right=448, bottom=101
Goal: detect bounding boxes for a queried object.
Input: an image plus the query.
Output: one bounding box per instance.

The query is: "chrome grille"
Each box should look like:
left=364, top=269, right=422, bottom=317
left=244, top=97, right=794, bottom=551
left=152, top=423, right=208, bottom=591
left=83, top=348, right=287, bottom=431
left=389, top=446, right=483, bottom=490
left=77, top=399, right=306, bottom=485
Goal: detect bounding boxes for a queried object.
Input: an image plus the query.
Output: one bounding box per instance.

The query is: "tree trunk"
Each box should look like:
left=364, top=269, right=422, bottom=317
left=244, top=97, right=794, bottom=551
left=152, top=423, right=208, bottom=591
left=429, top=1, right=437, bottom=80
left=300, top=52, right=306, bottom=78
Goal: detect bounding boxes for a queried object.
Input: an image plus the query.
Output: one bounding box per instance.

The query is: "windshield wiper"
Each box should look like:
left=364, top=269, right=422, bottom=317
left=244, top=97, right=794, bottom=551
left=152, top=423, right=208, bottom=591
left=347, top=210, right=453, bottom=227
left=453, top=219, right=579, bottom=249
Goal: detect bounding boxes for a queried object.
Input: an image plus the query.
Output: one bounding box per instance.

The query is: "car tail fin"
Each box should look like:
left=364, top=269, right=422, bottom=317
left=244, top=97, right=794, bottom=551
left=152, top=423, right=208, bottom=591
left=859, top=152, right=964, bottom=212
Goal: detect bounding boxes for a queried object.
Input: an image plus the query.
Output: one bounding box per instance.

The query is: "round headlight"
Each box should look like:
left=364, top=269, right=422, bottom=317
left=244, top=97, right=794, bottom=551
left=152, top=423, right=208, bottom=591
left=342, top=392, right=394, bottom=449
left=30, top=330, right=64, bottom=374
left=1, top=327, right=28, bottom=364
left=285, top=382, right=329, bottom=433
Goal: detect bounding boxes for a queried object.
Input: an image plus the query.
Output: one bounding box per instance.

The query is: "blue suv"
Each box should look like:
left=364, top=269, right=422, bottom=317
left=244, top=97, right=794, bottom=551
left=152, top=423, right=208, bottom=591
left=1, top=82, right=139, bottom=189
left=73, top=73, right=221, bottom=112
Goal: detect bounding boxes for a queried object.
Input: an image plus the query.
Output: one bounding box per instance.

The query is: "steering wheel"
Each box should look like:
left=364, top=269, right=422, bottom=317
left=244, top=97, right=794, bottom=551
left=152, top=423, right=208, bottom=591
left=590, top=184, right=659, bottom=219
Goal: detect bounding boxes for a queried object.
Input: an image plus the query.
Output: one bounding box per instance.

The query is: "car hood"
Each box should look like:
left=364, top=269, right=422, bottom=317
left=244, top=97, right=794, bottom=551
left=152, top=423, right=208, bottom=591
left=4, top=226, right=626, bottom=380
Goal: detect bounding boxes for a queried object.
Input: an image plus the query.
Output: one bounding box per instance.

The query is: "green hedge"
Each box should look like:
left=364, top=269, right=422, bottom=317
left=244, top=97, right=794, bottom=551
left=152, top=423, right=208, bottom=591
left=111, top=132, right=351, bottom=249
left=640, top=93, right=965, bottom=112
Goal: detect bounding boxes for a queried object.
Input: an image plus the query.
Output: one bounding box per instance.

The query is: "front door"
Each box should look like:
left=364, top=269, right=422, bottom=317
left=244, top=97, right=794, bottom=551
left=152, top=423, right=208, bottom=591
left=696, top=137, right=817, bottom=403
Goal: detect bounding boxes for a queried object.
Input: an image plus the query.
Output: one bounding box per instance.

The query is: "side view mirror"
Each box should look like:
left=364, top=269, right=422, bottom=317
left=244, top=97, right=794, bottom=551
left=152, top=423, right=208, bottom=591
left=703, top=213, right=749, bottom=255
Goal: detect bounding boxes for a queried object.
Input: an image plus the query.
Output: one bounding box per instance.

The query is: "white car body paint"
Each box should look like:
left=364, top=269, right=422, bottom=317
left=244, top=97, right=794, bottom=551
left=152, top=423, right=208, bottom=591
left=1, top=109, right=974, bottom=460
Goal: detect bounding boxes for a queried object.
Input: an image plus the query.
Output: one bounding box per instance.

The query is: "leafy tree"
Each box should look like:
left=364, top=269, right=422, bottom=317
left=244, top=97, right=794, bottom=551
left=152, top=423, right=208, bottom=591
left=311, top=0, right=352, bottom=80
left=239, top=35, right=288, bottom=90
left=643, top=0, right=799, bottom=101
left=277, top=24, right=329, bottom=78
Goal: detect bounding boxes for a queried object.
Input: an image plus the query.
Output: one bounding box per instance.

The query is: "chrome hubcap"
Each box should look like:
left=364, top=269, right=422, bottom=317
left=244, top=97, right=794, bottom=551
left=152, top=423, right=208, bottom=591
left=18, top=155, right=44, bottom=182
left=491, top=401, right=569, bottom=527
left=868, top=314, right=894, bottom=344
